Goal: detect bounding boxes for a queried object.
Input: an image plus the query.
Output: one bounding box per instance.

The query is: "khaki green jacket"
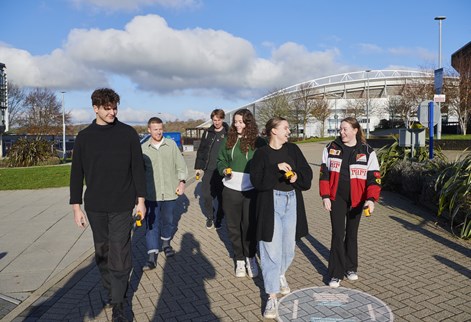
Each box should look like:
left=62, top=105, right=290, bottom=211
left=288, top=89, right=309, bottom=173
left=142, top=138, right=188, bottom=201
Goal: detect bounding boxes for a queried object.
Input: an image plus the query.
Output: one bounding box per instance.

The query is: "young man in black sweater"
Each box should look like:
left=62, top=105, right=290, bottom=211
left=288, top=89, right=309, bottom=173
left=70, top=88, right=146, bottom=322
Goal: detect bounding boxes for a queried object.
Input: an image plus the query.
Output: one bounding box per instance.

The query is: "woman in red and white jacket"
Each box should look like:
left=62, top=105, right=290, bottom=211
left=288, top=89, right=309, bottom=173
left=319, top=117, right=381, bottom=288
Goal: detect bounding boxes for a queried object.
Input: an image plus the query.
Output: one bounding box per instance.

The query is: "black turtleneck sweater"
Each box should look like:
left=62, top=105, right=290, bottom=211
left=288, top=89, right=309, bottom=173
left=69, top=119, right=146, bottom=212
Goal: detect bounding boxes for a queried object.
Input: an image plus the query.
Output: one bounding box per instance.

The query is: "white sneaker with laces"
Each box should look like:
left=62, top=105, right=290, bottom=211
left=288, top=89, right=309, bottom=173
left=346, top=271, right=358, bottom=281
left=263, top=296, right=277, bottom=319
left=246, top=257, right=259, bottom=278
left=235, top=260, right=246, bottom=277
left=280, top=275, right=290, bottom=295
left=329, top=277, right=341, bottom=288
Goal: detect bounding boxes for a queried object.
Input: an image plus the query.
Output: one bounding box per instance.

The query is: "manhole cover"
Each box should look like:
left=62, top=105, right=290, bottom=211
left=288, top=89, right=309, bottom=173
left=277, top=286, right=393, bottom=321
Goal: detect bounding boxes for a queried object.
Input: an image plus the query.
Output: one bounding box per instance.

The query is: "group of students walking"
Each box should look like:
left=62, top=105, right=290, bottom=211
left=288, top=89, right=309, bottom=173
left=69, top=87, right=381, bottom=321
left=195, top=108, right=381, bottom=318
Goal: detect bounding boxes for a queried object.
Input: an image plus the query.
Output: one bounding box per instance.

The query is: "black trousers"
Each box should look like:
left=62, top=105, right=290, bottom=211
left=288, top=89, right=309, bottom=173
left=222, top=187, right=257, bottom=260
left=328, top=194, right=363, bottom=279
left=201, top=168, right=224, bottom=221
left=87, top=210, right=133, bottom=304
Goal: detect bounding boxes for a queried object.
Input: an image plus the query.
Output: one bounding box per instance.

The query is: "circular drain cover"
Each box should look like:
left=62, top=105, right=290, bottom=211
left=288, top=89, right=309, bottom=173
left=277, top=286, right=394, bottom=321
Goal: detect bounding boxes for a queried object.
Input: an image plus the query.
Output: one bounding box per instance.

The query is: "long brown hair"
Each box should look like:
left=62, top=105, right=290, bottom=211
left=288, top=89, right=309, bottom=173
left=226, top=109, right=259, bottom=153
left=341, top=117, right=366, bottom=144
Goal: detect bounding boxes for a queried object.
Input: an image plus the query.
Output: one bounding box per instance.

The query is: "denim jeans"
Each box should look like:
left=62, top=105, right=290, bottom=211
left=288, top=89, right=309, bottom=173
left=259, top=190, right=297, bottom=294
left=145, top=200, right=176, bottom=254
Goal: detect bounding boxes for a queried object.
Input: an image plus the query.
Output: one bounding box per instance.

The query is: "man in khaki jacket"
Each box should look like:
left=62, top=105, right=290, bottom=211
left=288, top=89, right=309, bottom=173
left=141, top=117, right=188, bottom=270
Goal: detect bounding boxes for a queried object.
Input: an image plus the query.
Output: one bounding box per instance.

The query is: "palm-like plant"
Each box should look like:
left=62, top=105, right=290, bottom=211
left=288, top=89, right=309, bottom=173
left=435, top=152, right=471, bottom=239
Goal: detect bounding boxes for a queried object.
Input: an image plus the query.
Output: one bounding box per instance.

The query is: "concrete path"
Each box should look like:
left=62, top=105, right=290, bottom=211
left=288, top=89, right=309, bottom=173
left=0, top=142, right=470, bottom=321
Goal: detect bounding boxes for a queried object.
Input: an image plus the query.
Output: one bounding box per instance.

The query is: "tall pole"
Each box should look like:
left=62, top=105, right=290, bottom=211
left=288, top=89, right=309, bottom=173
left=61, top=91, right=66, bottom=161
left=365, top=70, right=371, bottom=139
left=435, top=16, right=446, bottom=140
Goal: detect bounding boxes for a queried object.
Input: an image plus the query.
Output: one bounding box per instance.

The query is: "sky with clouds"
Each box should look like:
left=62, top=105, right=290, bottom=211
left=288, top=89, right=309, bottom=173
left=1, top=0, right=470, bottom=124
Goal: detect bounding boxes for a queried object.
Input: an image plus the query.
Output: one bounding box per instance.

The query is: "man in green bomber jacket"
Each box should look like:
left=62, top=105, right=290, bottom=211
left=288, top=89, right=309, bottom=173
left=141, top=117, right=188, bottom=270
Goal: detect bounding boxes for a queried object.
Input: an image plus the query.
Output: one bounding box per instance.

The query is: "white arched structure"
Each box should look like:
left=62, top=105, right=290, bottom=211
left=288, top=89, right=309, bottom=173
left=201, top=69, right=436, bottom=137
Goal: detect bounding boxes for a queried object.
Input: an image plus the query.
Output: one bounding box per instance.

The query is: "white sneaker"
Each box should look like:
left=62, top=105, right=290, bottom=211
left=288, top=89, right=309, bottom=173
left=235, top=260, right=246, bottom=277
left=329, top=277, right=341, bottom=288
left=263, top=296, right=277, bottom=319
left=246, top=257, right=259, bottom=278
left=280, top=275, right=290, bottom=295
left=346, top=271, right=358, bottom=281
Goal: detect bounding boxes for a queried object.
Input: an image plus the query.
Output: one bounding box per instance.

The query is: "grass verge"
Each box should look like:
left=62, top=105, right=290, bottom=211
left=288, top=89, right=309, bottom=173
left=0, top=164, right=71, bottom=190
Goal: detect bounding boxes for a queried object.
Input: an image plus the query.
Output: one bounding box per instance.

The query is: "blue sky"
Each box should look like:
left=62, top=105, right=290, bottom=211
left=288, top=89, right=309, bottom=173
left=1, top=0, right=470, bottom=124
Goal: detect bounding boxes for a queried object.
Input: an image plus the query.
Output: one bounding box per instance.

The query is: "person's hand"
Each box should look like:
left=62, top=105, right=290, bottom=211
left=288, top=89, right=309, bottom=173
left=73, top=206, right=88, bottom=228
left=224, top=168, right=232, bottom=177
left=322, top=198, right=332, bottom=212
left=289, top=171, right=297, bottom=183
left=277, top=162, right=292, bottom=173
left=136, top=198, right=146, bottom=220
left=363, top=200, right=375, bottom=213
left=176, top=182, right=185, bottom=195
left=195, top=170, right=203, bottom=179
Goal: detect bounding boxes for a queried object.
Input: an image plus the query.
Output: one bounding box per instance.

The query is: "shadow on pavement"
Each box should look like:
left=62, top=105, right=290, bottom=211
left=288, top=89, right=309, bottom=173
left=152, top=232, right=217, bottom=321
left=390, top=216, right=471, bottom=258
left=297, top=234, right=329, bottom=283
left=433, top=255, right=471, bottom=279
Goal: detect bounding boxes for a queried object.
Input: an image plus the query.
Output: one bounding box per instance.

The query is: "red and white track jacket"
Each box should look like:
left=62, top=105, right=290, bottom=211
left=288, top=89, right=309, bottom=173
left=319, top=138, right=381, bottom=208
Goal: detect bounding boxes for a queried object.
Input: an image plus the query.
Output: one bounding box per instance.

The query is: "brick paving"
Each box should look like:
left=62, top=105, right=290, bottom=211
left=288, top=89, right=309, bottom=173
left=5, top=142, right=471, bottom=321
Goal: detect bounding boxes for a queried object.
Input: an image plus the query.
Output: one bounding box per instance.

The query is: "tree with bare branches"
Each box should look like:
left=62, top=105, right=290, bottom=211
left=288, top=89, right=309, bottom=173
left=451, top=51, right=471, bottom=135
left=16, top=88, right=71, bottom=135
left=256, top=89, right=292, bottom=129
left=310, top=97, right=330, bottom=137
left=292, top=82, right=315, bottom=139
left=7, top=82, right=26, bottom=129
left=344, top=98, right=366, bottom=119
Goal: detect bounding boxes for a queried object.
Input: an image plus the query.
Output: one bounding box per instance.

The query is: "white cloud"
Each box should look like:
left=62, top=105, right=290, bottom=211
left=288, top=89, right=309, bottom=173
left=2, top=14, right=351, bottom=114
left=182, top=109, right=207, bottom=121
left=388, top=47, right=435, bottom=62
left=356, top=43, right=384, bottom=54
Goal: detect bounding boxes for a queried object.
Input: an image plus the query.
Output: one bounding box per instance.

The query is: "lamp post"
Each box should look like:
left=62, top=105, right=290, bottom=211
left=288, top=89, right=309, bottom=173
left=434, top=16, right=446, bottom=140
left=61, top=91, right=66, bottom=161
left=334, top=98, right=338, bottom=136
left=365, top=70, right=371, bottom=139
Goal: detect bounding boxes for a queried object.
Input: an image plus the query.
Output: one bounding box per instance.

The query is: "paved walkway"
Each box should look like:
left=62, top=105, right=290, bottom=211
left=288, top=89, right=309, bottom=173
left=0, top=143, right=470, bottom=321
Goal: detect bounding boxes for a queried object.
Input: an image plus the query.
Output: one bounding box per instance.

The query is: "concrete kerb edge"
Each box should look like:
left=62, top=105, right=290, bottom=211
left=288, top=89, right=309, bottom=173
left=1, top=247, right=95, bottom=322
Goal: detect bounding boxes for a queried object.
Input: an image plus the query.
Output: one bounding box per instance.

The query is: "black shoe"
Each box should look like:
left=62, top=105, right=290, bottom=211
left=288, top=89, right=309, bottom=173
left=214, top=218, right=222, bottom=229
left=206, top=219, right=214, bottom=229
left=112, top=303, right=128, bottom=322
left=143, top=253, right=157, bottom=271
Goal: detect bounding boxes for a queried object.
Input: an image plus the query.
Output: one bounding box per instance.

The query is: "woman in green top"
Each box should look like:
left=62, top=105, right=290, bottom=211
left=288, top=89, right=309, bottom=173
left=217, top=108, right=265, bottom=278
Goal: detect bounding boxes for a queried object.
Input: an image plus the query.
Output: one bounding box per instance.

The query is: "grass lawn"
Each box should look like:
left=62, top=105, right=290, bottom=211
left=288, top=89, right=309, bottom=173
left=0, top=164, right=71, bottom=190
left=440, top=134, right=471, bottom=140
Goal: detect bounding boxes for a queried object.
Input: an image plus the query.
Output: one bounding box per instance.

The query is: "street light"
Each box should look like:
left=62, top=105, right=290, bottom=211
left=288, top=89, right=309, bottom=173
left=365, top=70, right=371, bottom=139
left=61, top=91, right=66, bottom=161
left=434, top=16, right=446, bottom=139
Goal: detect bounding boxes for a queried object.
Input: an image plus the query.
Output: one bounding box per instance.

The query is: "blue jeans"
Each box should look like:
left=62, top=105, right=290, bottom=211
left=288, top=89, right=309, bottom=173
left=145, top=200, right=176, bottom=254
left=259, top=190, right=297, bottom=294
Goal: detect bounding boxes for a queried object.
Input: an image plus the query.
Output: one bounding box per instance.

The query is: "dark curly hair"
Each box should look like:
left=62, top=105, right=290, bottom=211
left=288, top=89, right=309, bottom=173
left=91, top=88, right=120, bottom=107
left=226, top=109, right=259, bottom=153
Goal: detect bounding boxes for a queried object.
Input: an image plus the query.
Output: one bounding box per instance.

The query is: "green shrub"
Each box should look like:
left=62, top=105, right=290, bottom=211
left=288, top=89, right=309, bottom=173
left=6, top=138, right=56, bottom=167
left=435, top=152, right=471, bottom=239
left=377, top=137, right=446, bottom=191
